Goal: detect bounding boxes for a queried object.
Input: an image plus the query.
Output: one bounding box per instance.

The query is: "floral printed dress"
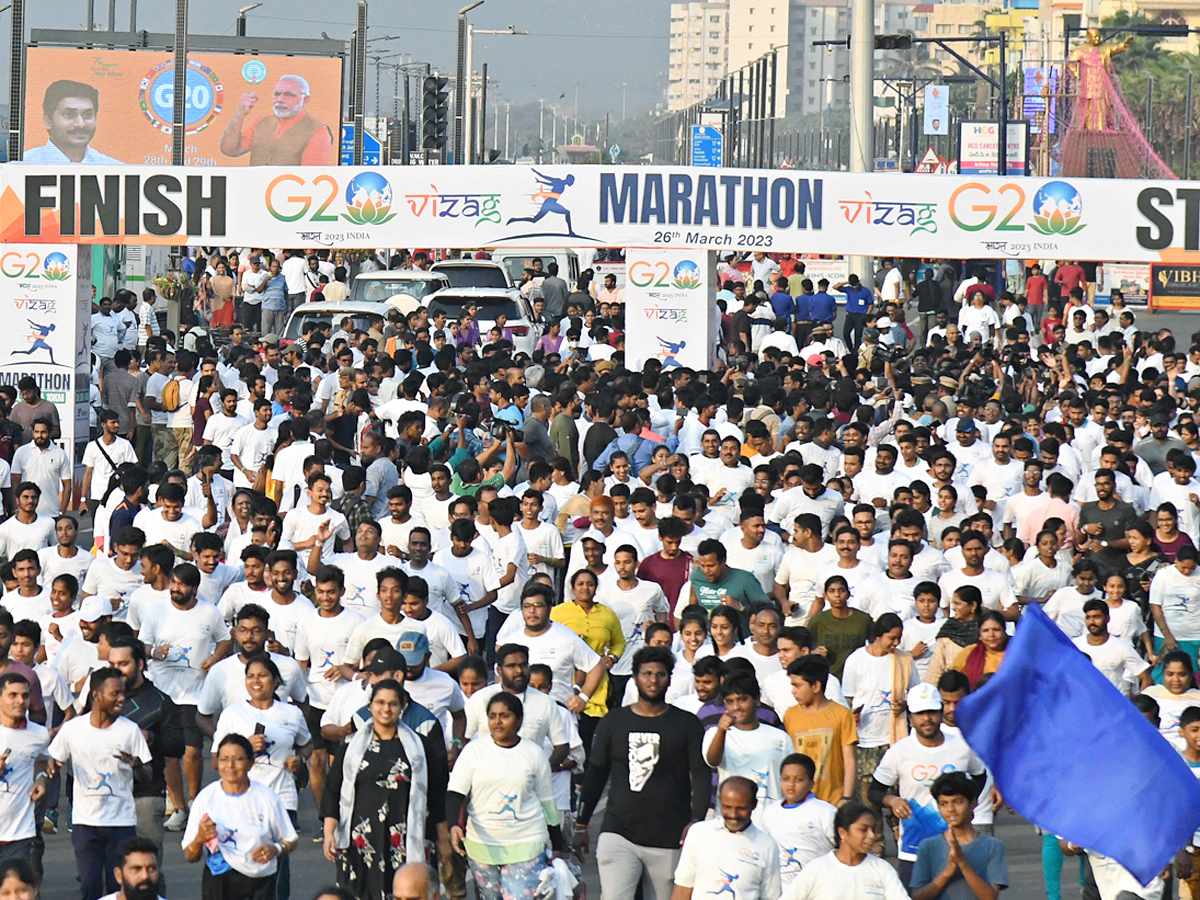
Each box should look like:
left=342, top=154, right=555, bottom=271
left=329, top=734, right=413, bottom=900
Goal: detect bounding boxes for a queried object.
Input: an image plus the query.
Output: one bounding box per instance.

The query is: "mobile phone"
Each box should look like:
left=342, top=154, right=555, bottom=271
left=254, top=723, right=266, bottom=736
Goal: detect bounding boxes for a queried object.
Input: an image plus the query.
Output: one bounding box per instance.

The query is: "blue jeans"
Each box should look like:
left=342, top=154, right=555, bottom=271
left=73, top=823, right=136, bottom=900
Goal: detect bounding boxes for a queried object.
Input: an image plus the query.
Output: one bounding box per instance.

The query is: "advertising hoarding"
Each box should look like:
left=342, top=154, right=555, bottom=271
left=23, top=48, right=343, bottom=167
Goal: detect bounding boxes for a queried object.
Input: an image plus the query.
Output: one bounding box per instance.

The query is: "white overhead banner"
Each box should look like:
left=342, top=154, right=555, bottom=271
left=0, top=244, right=92, bottom=462
left=7, top=164, right=1200, bottom=263
left=625, top=250, right=717, bottom=373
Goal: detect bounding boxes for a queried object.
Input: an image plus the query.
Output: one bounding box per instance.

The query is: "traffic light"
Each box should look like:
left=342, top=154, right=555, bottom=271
left=421, top=75, right=449, bottom=150
left=875, top=34, right=913, bottom=50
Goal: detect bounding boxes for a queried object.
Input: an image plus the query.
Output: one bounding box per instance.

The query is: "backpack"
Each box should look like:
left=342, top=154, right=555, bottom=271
left=161, top=378, right=181, bottom=412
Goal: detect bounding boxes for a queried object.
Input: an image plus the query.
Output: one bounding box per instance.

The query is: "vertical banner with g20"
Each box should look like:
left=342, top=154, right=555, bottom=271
left=625, top=250, right=715, bottom=373
left=0, top=245, right=92, bottom=462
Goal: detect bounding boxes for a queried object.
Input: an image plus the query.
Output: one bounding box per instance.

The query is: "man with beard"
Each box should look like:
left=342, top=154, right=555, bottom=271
left=106, top=638, right=184, bottom=854
left=868, top=683, right=986, bottom=886
left=461, top=644, right=570, bottom=763
left=55, top=596, right=109, bottom=702
left=196, top=603, right=308, bottom=732
left=99, top=837, right=165, bottom=900
left=11, top=419, right=72, bottom=517
left=48, top=668, right=151, bottom=900
left=138, top=564, right=230, bottom=831
left=219, top=74, right=335, bottom=165
left=575, top=646, right=709, bottom=900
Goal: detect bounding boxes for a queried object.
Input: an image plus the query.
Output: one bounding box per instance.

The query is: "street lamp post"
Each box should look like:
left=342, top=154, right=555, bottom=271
left=236, top=2, right=261, bottom=37
left=456, top=1, right=484, bottom=164
left=465, top=24, right=526, bottom=164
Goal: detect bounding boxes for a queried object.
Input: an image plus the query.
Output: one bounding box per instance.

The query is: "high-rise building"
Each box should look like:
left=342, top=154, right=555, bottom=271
left=668, top=1, right=730, bottom=110
left=729, top=0, right=791, bottom=112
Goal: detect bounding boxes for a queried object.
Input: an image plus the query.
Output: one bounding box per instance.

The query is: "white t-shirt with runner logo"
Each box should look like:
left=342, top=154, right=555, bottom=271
left=0, top=720, right=51, bottom=841
left=293, top=608, right=364, bottom=708
left=139, top=602, right=231, bottom=704
left=841, top=648, right=919, bottom=749
left=48, top=715, right=151, bottom=827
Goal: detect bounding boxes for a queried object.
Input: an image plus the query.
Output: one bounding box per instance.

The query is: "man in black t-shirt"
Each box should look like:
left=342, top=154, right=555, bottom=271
left=575, top=646, right=710, bottom=900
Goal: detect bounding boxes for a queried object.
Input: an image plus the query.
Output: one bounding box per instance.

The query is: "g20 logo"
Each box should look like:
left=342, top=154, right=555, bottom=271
left=265, top=173, right=396, bottom=225
left=0, top=251, right=70, bottom=280
left=948, top=180, right=1086, bottom=235
left=139, top=60, right=225, bottom=135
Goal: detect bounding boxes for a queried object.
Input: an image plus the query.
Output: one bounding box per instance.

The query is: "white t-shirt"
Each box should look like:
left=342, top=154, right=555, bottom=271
left=198, top=562, right=243, bottom=607
left=937, top=568, right=1018, bottom=614
left=82, top=437, right=138, bottom=501
left=126, top=585, right=169, bottom=633
left=401, top=560, right=460, bottom=622
left=447, top=736, right=558, bottom=851
left=873, top=731, right=986, bottom=861
left=760, top=795, right=837, bottom=886
left=1013, top=556, right=1072, bottom=601
left=519, top=521, right=566, bottom=583
left=230, top=424, right=276, bottom=488
left=181, top=780, right=298, bottom=878
left=37, top=546, right=94, bottom=589
left=132, top=508, right=202, bottom=558
left=213, top=700, right=312, bottom=810
left=775, top=545, right=839, bottom=620
left=261, top=596, right=316, bottom=654
left=841, top=648, right=918, bottom=748
left=900, top=618, right=942, bottom=680
left=1072, top=634, right=1149, bottom=696
left=727, top=539, right=785, bottom=596
left=48, top=715, right=151, bottom=827
left=323, top=551, right=395, bottom=618
left=293, top=608, right=365, bottom=708
left=761, top=668, right=846, bottom=713
left=1105, top=599, right=1147, bottom=644
left=1044, top=587, right=1100, bottom=638
left=140, top=601, right=232, bottom=704
left=216, top=582, right=272, bottom=624
left=1149, top=565, right=1200, bottom=642
left=0, top=720, right=51, bottom=841
left=281, top=506, right=350, bottom=564
left=82, top=556, right=144, bottom=621
left=202, top=412, right=249, bottom=469
left=500, top=623, right=601, bottom=705
left=599, top=579, right=670, bottom=676
left=1, top=589, right=51, bottom=624
left=0, top=515, right=56, bottom=561
left=432, top=546, right=501, bottom=637
left=406, top=667, right=466, bottom=738
left=463, top=684, right=569, bottom=746
left=489, top=530, right=530, bottom=616
left=702, top=724, right=791, bottom=821
left=783, top=850, right=908, bottom=900
left=197, top=652, right=307, bottom=717
left=674, top=818, right=781, bottom=900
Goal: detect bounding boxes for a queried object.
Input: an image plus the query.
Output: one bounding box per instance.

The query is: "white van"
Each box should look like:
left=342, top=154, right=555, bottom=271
left=488, top=248, right=580, bottom=287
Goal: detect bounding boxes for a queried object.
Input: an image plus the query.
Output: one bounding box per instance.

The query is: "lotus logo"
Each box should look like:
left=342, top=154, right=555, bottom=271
left=42, top=252, right=71, bottom=281
left=672, top=260, right=701, bottom=290
left=343, top=172, right=396, bottom=225
left=1029, top=181, right=1085, bottom=236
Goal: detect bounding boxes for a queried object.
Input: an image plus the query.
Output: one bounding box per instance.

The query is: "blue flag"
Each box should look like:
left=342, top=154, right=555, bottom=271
left=957, top=603, right=1200, bottom=885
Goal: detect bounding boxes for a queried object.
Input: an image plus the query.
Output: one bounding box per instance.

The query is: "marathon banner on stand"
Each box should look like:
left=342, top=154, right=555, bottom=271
left=10, top=164, right=1200, bottom=262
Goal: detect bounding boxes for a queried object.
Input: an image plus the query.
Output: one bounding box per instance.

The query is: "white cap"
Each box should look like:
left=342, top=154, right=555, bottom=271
left=907, top=682, right=942, bottom=714
left=76, top=595, right=110, bottom=622
left=877, top=316, right=893, bottom=329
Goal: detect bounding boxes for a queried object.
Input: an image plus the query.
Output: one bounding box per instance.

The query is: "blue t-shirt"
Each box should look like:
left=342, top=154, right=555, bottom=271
left=844, top=285, right=873, bottom=315
left=911, top=832, right=1008, bottom=899
left=261, top=274, right=288, bottom=311
left=810, top=292, right=837, bottom=322
left=794, top=293, right=814, bottom=321
left=770, top=291, right=796, bottom=322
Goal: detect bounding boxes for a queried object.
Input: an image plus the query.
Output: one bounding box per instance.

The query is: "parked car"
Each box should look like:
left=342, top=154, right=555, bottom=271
left=281, top=301, right=390, bottom=346
left=489, top=248, right=581, bottom=287
left=427, top=287, right=537, bottom=355
left=430, top=259, right=514, bottom=289
left=349, top=270, right=451, bottom=310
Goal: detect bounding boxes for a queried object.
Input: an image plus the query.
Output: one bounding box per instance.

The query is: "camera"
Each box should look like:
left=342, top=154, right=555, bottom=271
left=874, top=342, right=897, bottom=363
left=490, top=419, right=515, bottom=440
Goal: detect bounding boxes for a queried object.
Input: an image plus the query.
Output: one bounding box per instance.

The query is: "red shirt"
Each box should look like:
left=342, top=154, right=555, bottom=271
left=1025, top=274, right=1048, bottom=306
left=637, top=551, right=692, bottom=614
left=1055, top=264, right=1086, bottom=294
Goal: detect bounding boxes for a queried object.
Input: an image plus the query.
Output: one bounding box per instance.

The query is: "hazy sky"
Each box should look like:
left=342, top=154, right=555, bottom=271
left=10, top=0, right=669, bottom=117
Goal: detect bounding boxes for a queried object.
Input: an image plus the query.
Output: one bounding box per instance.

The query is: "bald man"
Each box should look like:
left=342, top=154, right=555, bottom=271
left=393, top=862, right=440, bottom=900
left=220, top=74, right=334, bottom=165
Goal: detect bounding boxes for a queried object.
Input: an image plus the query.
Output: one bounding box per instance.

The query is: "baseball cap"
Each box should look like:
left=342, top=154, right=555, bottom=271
left=260, top=333, right=280, bottom=345
left=806, top=354, right=825, bottom=367
left=77, top=595, right=110, bottom=622
left=396, top=632, right=430, bottom=666
left=877, top=316, right=893, bottom=329
left=364, top=648, right=404, bottom=675
left=1151, top=413, right=1171, bottom=426
left=338, top=366, right=356, bottom=377
left=956, top=417, right=976, bottom=433
left=907, top=682, right=942, bottom=714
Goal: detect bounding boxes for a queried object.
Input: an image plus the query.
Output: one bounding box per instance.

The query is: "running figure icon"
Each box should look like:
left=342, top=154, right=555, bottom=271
left=13, top=321, right=56, bottom=365
left=506, top=170, right=578, bottom=236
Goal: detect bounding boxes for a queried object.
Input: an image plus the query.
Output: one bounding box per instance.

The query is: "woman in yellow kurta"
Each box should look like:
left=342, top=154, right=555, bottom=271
left=550, top=568, right=625, bottom=749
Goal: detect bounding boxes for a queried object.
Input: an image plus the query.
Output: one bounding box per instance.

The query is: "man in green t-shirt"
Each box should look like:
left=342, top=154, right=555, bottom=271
left=678, top=539, right=769, bottom=622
